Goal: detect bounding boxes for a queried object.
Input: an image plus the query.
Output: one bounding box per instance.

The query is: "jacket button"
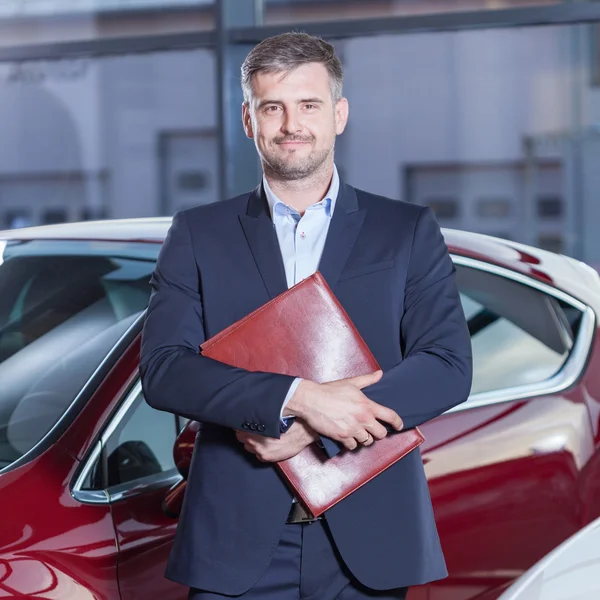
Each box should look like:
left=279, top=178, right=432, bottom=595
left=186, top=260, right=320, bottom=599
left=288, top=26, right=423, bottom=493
left=257, top=424, right=265, bottom=432
left=250, top=423, right=258, bottom=431
left=242, top=422, right=250, bottom=430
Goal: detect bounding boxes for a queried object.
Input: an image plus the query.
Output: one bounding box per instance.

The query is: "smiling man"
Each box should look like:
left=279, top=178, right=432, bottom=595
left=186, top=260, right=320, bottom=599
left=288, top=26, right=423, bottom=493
left=242, top=58, right=346, bottom=196
left=140, top=32, right=472, bottom=600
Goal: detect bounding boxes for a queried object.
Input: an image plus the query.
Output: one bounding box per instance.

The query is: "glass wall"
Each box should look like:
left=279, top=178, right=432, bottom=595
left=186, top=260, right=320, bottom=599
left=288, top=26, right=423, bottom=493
left=0, top=0, right=214, bottom=47
left=0, top=49, right=216, bottom=228
left=334, top=23, right=600, bottom=264
left=2, top=0, right=600, bottom=267
left=265, top=0, right=562, bottom=25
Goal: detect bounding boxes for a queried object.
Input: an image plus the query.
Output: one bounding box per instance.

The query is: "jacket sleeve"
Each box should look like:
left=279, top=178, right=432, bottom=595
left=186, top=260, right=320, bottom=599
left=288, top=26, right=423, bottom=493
left=321, top=207, right=473, bottom=458
left=366, top=207, right=472, bottom=426
left=139, top=211, right=295, bottom=439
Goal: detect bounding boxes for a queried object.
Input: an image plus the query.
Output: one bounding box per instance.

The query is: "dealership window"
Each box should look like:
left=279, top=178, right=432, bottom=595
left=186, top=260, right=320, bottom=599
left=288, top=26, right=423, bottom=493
left=455, top=264, right=582, bottom=396
left=0, top=48, right=216, bottom=228
left=342, top=22, right=600, bottom=263
left=537, top=196, right=563, bottom=219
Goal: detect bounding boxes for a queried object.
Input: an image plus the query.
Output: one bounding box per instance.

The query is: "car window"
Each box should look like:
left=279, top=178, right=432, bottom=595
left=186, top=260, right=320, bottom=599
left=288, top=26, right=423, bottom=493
left=0, top=239, right=160, bottom=471
left=103, top=388, right=179, bottom=488
left=79, top=384, right=185, bottom=492
left=455, top=264, right=582, bottom=396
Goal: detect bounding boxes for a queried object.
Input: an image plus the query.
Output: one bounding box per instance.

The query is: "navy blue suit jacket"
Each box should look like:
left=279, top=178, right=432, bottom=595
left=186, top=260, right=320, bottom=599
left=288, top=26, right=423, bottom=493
left=140, top=181, right=472, bottom=593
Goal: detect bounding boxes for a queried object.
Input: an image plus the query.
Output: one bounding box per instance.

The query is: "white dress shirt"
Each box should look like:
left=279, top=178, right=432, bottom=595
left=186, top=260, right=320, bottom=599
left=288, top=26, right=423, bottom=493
left=262, top=166, right=340, bottom=420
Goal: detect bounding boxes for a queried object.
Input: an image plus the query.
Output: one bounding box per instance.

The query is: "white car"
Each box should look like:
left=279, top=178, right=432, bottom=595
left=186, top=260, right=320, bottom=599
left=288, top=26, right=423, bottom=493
left=498, top=517, right=600, bottom=600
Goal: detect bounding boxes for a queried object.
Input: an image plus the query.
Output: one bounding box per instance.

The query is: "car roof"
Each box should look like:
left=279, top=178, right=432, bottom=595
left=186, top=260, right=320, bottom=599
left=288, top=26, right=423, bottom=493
left=1, top=217, right=599, bottom=307
left=0, top=218, right=172, bottom=243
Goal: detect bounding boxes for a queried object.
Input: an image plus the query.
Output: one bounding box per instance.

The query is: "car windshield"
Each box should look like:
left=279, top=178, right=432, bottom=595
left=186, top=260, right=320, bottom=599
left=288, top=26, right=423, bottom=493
left=0, top=238, right=160, bottom=471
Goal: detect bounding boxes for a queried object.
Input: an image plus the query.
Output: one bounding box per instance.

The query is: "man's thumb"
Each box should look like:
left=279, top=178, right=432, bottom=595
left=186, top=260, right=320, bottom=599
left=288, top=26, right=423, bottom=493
left=347, top=370, right=383, bottom=389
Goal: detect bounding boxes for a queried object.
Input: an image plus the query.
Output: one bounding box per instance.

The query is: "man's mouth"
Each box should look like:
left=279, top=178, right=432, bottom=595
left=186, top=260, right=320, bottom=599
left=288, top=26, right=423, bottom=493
left=276, top=137, right=313, bottom=146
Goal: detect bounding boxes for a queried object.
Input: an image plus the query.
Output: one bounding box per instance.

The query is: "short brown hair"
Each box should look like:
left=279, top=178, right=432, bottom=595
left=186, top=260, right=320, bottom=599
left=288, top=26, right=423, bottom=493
left=241, top=32, right=343, bottom=104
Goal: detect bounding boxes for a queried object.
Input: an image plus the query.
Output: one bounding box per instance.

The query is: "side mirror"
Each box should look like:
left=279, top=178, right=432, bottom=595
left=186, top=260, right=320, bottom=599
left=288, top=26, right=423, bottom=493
left=173, top=420, right=200, bottom=479
left=107, top=440, right=162, bottom=485
left=163, top=420, right=199, bottom=519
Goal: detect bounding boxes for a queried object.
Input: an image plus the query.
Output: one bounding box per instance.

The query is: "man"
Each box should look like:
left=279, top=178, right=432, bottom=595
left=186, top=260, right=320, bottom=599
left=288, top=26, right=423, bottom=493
left=140, top=32, right=472, bottom=600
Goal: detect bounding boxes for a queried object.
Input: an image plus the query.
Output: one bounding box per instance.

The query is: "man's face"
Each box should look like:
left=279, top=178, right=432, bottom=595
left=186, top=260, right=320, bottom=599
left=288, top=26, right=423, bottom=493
left=242, top=62, right=348, bottom=180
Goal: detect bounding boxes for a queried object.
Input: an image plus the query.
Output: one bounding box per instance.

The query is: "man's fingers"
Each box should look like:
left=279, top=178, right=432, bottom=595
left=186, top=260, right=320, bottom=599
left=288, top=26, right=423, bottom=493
left=344, top=370, right=383, bottom=390
left=372, top=405, right=404, bottom=431
left=352, top=430, right=375, bottom=446
left=341, top=437, right=358, bottom=451
left=362, top=432, right=375, bottom=446
left=365, top=420, right=389, bottom=441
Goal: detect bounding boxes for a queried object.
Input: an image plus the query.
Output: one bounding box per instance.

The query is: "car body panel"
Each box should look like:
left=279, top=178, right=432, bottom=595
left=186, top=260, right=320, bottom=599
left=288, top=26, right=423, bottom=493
left=420, top=388, right=596, bottom=599
left=0, top=443, right=120, bottom=599
left=111, top=484, right=184, bottom=600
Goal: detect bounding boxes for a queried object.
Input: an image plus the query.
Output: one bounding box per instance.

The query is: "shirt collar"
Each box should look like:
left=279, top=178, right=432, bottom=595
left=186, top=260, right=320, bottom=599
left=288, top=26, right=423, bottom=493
left=263, top=165, right=340, bottom=220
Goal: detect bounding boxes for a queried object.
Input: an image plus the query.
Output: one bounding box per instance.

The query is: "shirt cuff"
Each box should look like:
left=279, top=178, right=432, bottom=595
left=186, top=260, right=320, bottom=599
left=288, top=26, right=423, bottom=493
left=280, top=377, right=302, bottom=421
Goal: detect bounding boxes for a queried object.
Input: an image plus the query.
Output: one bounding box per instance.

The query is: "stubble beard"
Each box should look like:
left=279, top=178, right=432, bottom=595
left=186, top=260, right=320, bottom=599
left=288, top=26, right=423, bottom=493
left=261, top=138, right=334, bottom=182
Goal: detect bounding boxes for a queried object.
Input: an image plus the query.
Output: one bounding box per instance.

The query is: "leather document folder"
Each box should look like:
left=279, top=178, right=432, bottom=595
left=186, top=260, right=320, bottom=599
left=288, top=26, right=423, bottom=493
left=200, top=272, right=424, bottom=517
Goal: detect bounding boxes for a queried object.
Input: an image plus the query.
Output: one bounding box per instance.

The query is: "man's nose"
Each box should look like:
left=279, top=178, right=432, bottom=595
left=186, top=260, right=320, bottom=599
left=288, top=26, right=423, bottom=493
left=281, top=110, right=302, bottom=135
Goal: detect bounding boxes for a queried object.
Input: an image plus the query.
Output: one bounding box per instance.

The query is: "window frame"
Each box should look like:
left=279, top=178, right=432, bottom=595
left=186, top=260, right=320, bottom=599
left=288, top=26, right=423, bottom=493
left=72, top=380, right=183, bottom=505
left=448, top=255, right=595, bottom=414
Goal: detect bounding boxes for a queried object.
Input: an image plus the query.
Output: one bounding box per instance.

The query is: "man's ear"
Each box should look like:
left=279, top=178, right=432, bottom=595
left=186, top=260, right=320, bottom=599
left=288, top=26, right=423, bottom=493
left=334, top=97, right=349, bottom=135
left=242, top=102, right=254, bottom=139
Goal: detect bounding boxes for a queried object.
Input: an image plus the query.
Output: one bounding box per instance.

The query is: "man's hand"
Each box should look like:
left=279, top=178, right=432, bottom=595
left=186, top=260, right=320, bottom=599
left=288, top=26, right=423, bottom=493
left=285, top=371, right=403, bottom=451
left=236, top=419, right=319, bottom=463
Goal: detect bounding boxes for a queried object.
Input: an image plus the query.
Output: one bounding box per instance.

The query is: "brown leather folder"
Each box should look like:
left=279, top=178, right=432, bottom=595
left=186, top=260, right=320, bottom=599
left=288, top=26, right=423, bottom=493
left=201, top=272, right=424, bottom=517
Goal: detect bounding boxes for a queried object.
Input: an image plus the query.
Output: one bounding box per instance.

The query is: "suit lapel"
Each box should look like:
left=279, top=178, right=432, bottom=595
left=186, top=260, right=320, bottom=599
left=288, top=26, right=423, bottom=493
left=318, top=183, right=366, bottom=290
left=239, top=184, right=288, bottom=300
left=239, top=180, right=366, bottom=298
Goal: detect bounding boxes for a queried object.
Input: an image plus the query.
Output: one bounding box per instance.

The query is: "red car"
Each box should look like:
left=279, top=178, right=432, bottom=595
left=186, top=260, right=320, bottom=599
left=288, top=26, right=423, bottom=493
left=0, top=219, right=599, bottom=600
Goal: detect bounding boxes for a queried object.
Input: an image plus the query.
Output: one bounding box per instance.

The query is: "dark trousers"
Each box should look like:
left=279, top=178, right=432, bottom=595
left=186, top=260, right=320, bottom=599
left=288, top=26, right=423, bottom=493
left=188, top=520, right=409, bottom=600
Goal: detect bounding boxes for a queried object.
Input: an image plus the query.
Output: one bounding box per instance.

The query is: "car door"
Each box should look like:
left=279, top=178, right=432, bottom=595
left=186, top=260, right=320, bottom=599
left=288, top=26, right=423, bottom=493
left=87, top=379, right=188, bottom=600
left=413, top=257, right=597, bottom=600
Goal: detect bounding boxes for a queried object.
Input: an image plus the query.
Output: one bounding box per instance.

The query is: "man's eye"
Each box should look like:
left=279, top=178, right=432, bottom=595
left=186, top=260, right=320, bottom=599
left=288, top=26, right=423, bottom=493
left=265, top=105, right=280, bottom=112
